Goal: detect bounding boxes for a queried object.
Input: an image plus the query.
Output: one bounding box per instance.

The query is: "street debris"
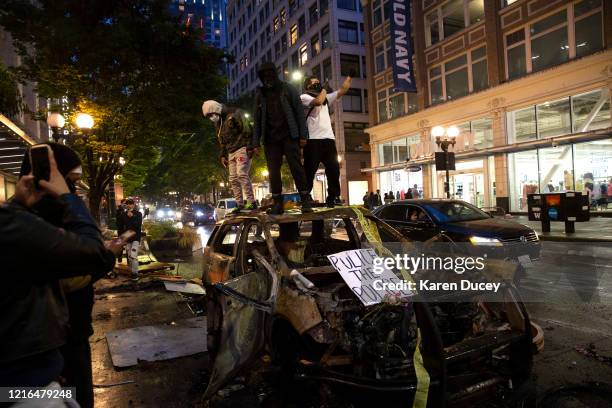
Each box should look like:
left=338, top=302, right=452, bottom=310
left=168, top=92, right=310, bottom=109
left=93, top=380, right=136, bottom=388
left=163, top=281, right=206, bottom=295
left=575, top=343, right=612, bottom=366
left=105, top=316, right=206, bottom=367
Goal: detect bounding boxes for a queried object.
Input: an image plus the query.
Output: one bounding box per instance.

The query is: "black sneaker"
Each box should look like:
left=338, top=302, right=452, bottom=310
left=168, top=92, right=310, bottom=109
left=267, top=195, right=284, bottom=215
left=300, top=193, right=314, bottom=213
left=325, top=196, right=336, bottom=208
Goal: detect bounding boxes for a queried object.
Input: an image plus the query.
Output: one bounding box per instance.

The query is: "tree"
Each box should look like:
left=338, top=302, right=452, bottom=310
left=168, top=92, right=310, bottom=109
left=0, top=0, right=226, bottom=220
left=0, top=62, right=21, bottom=116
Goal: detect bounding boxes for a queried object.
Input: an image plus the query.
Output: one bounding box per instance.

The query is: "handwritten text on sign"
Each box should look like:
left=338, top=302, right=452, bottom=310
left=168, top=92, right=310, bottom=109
left=327, top=248, right=413, bottom=306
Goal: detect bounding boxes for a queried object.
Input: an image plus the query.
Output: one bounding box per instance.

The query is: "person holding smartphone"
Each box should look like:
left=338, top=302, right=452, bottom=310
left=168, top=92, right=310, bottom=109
left=120, top=198, right=143, bottom=281
left=300, top=75, right=352, bottom=208
left=1, top=145, right=120, bottom=392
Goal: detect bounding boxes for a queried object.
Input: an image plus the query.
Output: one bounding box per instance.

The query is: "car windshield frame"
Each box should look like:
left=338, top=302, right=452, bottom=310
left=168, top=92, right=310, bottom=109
left=422, top=201, right=490, bottom=223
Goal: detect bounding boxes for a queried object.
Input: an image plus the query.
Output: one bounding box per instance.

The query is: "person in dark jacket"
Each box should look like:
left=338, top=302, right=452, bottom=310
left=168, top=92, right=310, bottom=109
left=116, top=198, right=127, bottom=262
left=120, top=198, right=143, bottom=280
left=203, top=100, right=256, bottom=212
left=250, top=61, right=313, bottom=214
left=0, top=145, right=118, bottom=391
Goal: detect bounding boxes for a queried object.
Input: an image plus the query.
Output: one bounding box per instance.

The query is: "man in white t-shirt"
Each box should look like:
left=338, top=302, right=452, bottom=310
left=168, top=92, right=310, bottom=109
left=300, top=75, right=352, bottom=207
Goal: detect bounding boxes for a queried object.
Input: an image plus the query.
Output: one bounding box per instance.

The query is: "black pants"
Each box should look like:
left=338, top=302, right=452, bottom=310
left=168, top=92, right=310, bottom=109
left=265, top=138, right=309, bottom=195
left=60, top=340, right=94, bottom=408
left=303, top=139, right=340, bottom=201
left=0, top=348, right=63, bottom=387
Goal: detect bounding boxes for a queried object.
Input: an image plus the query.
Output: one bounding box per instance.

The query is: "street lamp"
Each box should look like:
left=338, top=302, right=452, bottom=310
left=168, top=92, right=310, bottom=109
left=291, top=71, right=303, bottom=82
left=219, top=181, right=225, bottom=188
left=47, top=113, right=66, bottom=142
left=432, top=125, right=458, bottom=199
left=261, top=169, right=269, bottom=177
left=75, top=113, right=94, bottom=131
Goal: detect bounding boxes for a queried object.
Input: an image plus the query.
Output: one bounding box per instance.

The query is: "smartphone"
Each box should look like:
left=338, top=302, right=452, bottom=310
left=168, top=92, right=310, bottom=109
left=29, top=145, right=51, bottom=188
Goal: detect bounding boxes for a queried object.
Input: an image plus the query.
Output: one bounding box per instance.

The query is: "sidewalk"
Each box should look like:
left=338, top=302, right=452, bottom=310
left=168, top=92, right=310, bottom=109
left=511, top=215, right=612, bottom=242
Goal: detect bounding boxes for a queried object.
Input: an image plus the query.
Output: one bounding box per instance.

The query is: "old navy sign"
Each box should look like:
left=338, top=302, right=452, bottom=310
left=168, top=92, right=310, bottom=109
left=390, top=0, right=416, bottom=92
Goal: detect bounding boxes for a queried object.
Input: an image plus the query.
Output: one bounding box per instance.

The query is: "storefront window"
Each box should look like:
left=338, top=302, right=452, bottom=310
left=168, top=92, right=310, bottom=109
left=572, top=89, right=611, bottom=133
left=573, top=139, right=612, bottom=209
left=537, top=97, right=571, bottom=138
left=538, top=146, right=574, bottom=192
left=508, top=150, right=539, bottom=211
left=379, top=169, right=423, bottom=200
left=378, top=143, right=393, bottom=166
left=508, top=107, right=536, bottom=143
left=392, top=138, right=408, bottom=162
left=472, top=118, right=493, bottom=149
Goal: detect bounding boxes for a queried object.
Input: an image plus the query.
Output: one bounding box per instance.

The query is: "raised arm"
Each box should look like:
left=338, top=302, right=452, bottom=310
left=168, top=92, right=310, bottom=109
left=337, top=76, right=353, bottom=98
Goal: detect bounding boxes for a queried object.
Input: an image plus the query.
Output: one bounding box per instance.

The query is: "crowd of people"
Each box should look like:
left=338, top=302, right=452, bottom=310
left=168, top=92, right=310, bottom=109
left=0, top=144, right=137, bottom=407
left=362, top=185, right=421, bottom=210
left=203, top=61, right=352, bottom=215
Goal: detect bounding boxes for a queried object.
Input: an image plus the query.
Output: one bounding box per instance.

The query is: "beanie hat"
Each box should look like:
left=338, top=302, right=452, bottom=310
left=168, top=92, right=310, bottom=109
left=202, top=100, right=223, bottom=117
left=19, top=142, right=82, bottom=178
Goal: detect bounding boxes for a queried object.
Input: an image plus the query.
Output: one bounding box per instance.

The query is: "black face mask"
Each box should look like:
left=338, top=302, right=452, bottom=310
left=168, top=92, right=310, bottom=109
left=306, top=82, right=322, bottom=93
left=261, top=70, right=278, bottom=89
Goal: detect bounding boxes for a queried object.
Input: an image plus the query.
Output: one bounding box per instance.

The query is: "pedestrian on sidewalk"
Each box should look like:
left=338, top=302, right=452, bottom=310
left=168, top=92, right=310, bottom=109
left=1, top=145, right=118, bottom=390
left=300, top=74, right=352, bottom=208
left=251, top=61, right=314, bottom=215
left=116, top=198, right=127, bottom=263
left=120, top=198, right=143, bottom=280
left=203, top=100, right=257, bottom=213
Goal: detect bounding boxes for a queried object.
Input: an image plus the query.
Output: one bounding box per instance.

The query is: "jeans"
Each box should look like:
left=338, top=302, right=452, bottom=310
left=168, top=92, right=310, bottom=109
left=228, top=147, right=255, bottom=206
left=303, top=139, right=340, bottom=201
left=264, top=138, right=309, bottom=195
left=126, top=241, right=140, bottom=275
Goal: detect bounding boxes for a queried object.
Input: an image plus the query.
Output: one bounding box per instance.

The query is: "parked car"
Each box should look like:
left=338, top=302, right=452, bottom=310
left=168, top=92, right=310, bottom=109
left=181, top=203, right=216, bottom=225
left=214, top=198, right=237, bottom=219
left=201, top=207, right=542, bottom=405
left=372, top=199, right=541, bottom=262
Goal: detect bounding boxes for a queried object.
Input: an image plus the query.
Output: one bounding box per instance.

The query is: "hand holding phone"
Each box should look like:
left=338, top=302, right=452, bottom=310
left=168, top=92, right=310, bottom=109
left=29, top=145, right=51, bottom=188
left=30, top=145, right=70, bottom=197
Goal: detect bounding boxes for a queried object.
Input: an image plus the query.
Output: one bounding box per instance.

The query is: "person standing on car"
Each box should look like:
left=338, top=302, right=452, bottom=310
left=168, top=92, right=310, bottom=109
left=300, top=75, right=351, bottom=208
left=250, top=62, right=313, bottom=215
left=121, top=198, right=142, bottom=280
left=203, top=100, right=256, bottom=213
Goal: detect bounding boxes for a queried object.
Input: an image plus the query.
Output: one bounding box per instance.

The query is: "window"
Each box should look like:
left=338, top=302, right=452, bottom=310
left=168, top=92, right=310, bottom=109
left=290, top=24, right=298, bottom=45
left=375, top=44, right=386, bottom=73
left=342, top=88, right=362, bottom=112
left=273, top=16, right=280, bottom=32
left=361, top=56, right=367, bottom=79
left=274, top=40, right=281, bottom=59
left=311, top=34, right=321, bottom=57
left=298, top=15, right=306, bottom=37
left=507, top=88, right=611, bottom=143
left=392, top=138, right=409, bottom=162
left=280, top=8, right=287, bottom=26
left=530, top=10, right=568, bottom=72
left=360, top=23, right=365, bottom=45
left=338, top=20, right=358, bottom=43
left=428, top=47, right=487, bottom=104
left=375, top=88, right=416, bottom=123
left=281, top=32, right=288, bottom=52
left=377, top=90, right=388, bottom=122
left=338, top=0, right=356, bottom=11
left=442, top=0, right=465, bottom=38
left=340, top=54, right=360, bottom=77
left=471, top=118, right=493, bottom=149
left=389, top=93, right=405, bottom=119
left=299, top=44, right=308, bottom=66
left=213, top=224, right=243, bottom=257
left=320, top=0, right=329, bottom=16
left=291, top=51, right=299, bottom=68
left=344, top=122, right=369, bottom=152
left=364, top=89, right=368, bottom=112
left=309, top=3, right=319, bottom=25
left=322, top=57, right=332, bottom=81
left=425, top=0, right=484, bottom=46
left=372, top=0, right=383, bottom=27
left=471, top=46, right=488, bottom=92
left=505, top=29, right=526, bottom=80
left=504, top=2, right=602, bottom=80
left=321, top=25, right=330, bottom=49
left=574, top=0, right=603, bottom=58
left=378, top=142, right=393, bottom=165
left=282, top=60, right=289, bottom=80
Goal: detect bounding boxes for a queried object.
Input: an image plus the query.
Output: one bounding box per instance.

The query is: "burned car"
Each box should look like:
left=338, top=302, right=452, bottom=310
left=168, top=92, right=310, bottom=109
left=202, top=207, right=543, bottom=406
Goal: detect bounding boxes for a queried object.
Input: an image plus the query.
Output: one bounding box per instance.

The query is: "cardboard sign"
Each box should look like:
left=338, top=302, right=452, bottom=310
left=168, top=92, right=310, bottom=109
left=327, top=248, right=413, bottom=306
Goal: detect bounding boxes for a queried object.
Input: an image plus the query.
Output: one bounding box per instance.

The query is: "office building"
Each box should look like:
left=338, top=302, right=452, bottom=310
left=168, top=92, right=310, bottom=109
left=227, top=0, right=372, bottom=204
left=363, top=0, right=611, bottom=212
left=172, top=0, right=228, bottom=49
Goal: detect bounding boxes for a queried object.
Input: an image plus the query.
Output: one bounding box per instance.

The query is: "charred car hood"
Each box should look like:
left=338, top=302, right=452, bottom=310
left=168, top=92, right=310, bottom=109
left=440, top=218, right=534, bottom=239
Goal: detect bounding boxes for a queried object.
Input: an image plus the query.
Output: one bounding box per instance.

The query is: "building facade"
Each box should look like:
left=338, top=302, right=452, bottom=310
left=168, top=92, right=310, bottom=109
left=226, top=0, right=372, bottom=204
left=0, top=29, right=46, bottom=202
left=363, top=0, right=612, bottom=213
left=172, top=0, right=228, bottom=49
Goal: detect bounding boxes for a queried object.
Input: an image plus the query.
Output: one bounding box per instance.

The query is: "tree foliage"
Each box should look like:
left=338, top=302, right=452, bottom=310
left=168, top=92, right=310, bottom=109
left=0, top=62, right=21, bottom=116
left=0, top=0, right=226, bottom=219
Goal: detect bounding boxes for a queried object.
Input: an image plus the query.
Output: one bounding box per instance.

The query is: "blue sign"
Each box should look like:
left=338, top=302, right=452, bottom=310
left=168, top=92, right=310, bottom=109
left=389, top=0, right=416, bottom=92
left=407, top=165, right=421, bottom=172
left=548, top=208, right=558, bottom=220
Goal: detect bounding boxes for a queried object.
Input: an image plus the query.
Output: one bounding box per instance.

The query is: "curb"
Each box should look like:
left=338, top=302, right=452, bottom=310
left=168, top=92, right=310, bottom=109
left=538, top=235, right=612, bottom=243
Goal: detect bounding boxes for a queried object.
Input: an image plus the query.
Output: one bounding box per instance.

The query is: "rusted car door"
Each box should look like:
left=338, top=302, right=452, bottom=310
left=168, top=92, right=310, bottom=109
left=203, top=222, right=279, bottom=399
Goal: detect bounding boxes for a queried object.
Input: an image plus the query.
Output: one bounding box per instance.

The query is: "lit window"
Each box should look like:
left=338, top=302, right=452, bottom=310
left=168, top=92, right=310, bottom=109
left=299, top=44, right=308, bottom=66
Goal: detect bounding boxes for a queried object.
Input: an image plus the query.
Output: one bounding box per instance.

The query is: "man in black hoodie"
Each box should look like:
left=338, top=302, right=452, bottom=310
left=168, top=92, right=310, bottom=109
left=0, top=145, right=118, bottom=391
left=251, top=62, right=313, bottom=214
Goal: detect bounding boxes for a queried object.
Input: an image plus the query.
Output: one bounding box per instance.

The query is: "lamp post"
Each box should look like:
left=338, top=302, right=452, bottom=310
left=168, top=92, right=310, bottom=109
left=47, top=113, right=65, bottom=142
left=432, top=125, right=458, bottom=199
left=45, top=112, right=95, bottom=142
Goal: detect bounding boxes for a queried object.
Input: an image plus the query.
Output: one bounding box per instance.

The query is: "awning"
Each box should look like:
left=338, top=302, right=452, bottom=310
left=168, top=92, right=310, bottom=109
left=0, top=113, right=36, bottom=177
